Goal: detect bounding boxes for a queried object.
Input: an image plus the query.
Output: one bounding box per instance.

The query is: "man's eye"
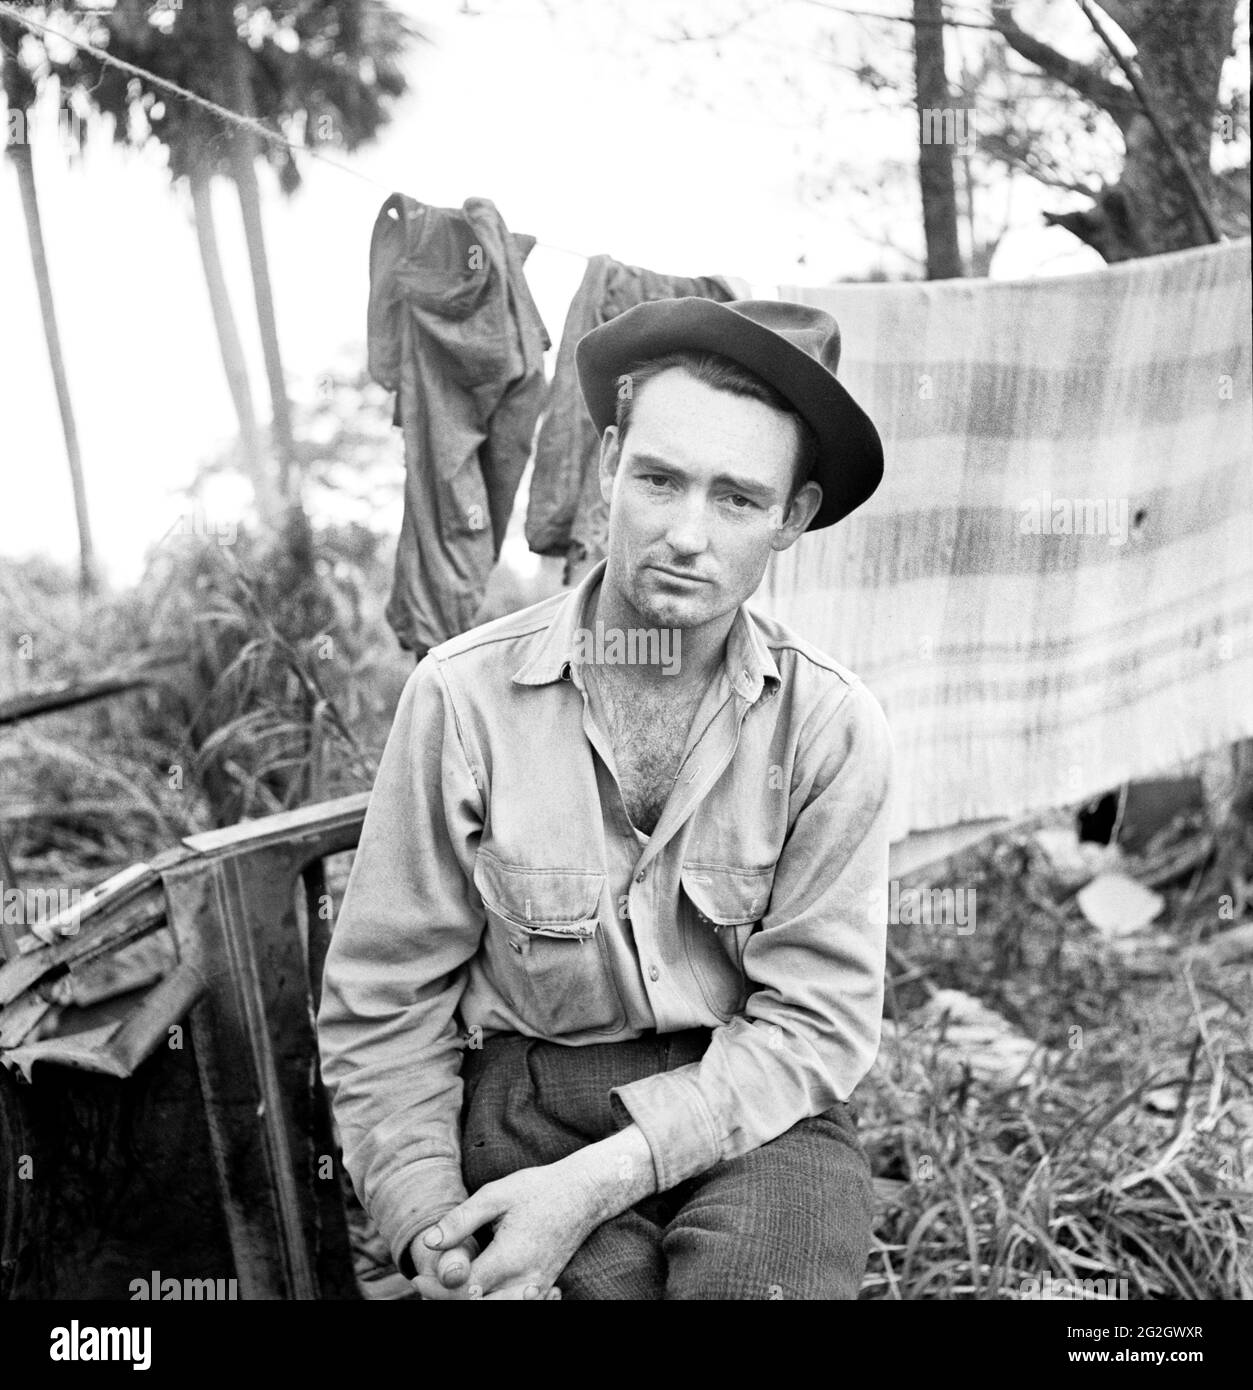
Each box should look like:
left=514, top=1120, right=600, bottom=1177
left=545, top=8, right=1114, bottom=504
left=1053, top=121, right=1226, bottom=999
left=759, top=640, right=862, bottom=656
left=725, top=494, right=755, bottom=510
left=642, top=474, right=673, bottom=489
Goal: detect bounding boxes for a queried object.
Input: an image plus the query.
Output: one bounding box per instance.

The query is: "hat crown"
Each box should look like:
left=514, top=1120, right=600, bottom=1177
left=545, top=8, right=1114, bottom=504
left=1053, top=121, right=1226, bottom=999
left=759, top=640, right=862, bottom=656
left=573, top=291, right=881, bottom=530
left=721, top=299, right=842, bottom=376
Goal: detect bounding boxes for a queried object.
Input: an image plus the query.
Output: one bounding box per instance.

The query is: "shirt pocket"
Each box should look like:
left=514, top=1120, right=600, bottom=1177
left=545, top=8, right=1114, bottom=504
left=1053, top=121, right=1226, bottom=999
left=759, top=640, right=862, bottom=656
left=679, top=864, right=776, bottom=1020
left=473, top=851, right=623, bottom=1037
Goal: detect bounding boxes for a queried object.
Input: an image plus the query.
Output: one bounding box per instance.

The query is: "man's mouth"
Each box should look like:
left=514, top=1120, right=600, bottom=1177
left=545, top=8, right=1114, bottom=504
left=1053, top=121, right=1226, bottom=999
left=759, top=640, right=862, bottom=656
left=648, top=565, right=712, bottom=585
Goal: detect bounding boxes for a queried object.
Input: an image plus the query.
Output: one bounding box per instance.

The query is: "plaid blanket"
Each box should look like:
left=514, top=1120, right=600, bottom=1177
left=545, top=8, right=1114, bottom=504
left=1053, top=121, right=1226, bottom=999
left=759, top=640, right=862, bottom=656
left=758, top=240, right=1253, bottom=839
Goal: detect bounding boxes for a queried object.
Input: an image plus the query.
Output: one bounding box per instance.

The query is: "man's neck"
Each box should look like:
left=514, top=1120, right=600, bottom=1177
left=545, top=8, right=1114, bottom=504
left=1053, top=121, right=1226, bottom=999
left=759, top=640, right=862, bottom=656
left=586, top=575, right=733, bottom=696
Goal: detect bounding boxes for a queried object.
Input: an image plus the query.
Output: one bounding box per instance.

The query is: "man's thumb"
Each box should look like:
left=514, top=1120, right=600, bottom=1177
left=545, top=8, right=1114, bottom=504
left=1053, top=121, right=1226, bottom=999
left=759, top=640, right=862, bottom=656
left=423, top=1195, right=491, bottom=1250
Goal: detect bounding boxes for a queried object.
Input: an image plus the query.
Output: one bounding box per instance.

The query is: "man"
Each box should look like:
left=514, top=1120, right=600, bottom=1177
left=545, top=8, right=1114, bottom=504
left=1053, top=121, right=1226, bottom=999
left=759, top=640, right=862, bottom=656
left=317, top=298, right=894, bottom=1301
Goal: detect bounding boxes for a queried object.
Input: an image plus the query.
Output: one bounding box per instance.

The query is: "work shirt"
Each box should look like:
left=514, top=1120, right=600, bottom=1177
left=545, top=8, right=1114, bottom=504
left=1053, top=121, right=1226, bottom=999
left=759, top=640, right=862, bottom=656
left=317, top=560, right=894, bottom=1274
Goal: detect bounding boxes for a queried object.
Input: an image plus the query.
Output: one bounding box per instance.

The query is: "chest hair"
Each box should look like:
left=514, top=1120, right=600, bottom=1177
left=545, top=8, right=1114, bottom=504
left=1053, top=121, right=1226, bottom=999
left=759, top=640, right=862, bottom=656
left=591, top=669, right=709, bottom=835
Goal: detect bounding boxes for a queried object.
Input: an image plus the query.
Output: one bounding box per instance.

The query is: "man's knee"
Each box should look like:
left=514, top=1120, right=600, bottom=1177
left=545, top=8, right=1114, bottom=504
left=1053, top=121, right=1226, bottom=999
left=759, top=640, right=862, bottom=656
left=662, top=1104, right=874, bottom=1300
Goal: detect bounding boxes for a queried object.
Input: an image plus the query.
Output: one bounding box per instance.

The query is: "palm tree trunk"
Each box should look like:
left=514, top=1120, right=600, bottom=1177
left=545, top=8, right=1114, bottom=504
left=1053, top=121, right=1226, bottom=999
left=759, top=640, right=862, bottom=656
left=228, top=43, right=297, bottom=507
left=187, top=158, right=281, bottom=522
left=11, top=139, right=98, bottom=595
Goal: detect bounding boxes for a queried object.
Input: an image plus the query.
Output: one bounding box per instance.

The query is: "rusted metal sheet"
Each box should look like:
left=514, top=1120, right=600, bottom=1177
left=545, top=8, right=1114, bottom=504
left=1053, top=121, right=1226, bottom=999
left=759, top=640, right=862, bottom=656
left=0, top=992, right=53, bottom=1050
left=2, top=962, right=206, bottom=1083
left=0, top=866, right=167, bottom=1007
left=50, top=930, right=177, bottom=1009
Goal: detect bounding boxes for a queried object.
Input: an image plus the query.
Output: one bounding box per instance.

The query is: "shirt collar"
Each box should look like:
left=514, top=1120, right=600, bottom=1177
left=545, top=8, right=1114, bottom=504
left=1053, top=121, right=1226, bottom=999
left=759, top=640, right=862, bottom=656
left=511, top=559, right=781, bottom=703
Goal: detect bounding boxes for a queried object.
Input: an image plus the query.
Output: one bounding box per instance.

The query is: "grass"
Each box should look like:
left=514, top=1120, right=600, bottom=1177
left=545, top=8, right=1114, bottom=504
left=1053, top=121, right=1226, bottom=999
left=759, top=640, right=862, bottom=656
left=859, top=829, right=1253, bottom=1299
left=0, top=506, right=409, bottom=890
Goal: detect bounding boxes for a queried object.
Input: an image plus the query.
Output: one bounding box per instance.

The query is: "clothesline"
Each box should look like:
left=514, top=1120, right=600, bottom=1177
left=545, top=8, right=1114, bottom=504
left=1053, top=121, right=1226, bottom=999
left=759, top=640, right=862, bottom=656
left=0, top=1, right=594, bottom=264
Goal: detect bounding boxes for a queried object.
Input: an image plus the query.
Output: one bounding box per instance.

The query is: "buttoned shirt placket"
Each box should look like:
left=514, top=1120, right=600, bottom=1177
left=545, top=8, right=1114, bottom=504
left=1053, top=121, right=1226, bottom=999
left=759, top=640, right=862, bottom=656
left=570, top=638, right=768, bottom=1033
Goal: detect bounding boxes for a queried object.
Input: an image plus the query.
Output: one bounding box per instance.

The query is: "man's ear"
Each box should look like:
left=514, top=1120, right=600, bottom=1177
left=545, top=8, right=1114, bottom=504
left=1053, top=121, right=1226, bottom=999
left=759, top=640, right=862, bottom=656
left=769, top=480, right=823, bottom=552
left=598, top=426, right=622, bottom=507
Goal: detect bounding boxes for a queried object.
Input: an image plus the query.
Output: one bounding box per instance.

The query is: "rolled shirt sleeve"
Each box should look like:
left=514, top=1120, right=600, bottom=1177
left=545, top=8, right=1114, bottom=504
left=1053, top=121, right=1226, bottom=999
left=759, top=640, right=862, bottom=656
left=610, top=679, right=894, bottom=1192
left=316, top=659, right=485, bottom=1274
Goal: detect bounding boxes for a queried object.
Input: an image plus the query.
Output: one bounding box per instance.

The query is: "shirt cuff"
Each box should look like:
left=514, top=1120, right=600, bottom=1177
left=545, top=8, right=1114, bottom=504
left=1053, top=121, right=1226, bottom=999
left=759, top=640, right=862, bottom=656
left=609, top=1068, right=723, bottom=1192
left=370, top=1161, right=470, bottom=1279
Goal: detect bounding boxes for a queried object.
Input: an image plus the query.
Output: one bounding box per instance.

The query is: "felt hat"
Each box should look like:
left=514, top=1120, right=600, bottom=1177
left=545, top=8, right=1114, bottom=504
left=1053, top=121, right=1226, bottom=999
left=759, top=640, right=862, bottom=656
left=575, top=297, right=883, bottom=530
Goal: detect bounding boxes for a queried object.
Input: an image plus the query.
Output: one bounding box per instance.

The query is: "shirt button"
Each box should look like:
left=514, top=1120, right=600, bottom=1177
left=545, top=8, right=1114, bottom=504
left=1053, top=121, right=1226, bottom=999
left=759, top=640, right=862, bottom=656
left=648, top=964, right=660, bottom=981
left=635, top=870, right=646, bottom=883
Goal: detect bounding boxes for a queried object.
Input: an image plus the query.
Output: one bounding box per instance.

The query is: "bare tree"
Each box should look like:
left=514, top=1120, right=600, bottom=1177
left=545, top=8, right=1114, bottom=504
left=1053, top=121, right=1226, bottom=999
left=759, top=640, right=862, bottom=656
left=913, top=0, right=964, bottom=277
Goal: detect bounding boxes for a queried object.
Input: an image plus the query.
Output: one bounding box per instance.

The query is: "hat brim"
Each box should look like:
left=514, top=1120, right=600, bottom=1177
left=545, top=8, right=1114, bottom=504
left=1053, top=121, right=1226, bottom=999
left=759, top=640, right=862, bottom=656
left=575, top=297, right=883, bottom=530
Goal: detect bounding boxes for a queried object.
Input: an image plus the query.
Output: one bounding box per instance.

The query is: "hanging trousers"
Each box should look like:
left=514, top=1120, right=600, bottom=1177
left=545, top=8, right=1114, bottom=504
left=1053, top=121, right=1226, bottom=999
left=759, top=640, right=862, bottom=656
left=367, top=194, right=549, bottom=656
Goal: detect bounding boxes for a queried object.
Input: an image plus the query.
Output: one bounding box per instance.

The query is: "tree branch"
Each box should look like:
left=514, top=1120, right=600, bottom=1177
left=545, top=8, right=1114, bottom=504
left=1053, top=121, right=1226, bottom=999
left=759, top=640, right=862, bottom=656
left=978, top=128, right=1103, bottom=197
left=668, top=6, right=775, bottom=44
left=1092, top=0, right=1142, bottom=44
left=798, top=0, right=999, bottom=30
left=990, top=0, right=1136, bottom=129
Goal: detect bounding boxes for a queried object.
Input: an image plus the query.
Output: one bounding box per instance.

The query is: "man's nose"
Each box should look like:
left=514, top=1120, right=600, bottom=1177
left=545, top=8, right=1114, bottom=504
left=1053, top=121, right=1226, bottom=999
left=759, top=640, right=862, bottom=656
left=664, top=493, right=711, bottom=556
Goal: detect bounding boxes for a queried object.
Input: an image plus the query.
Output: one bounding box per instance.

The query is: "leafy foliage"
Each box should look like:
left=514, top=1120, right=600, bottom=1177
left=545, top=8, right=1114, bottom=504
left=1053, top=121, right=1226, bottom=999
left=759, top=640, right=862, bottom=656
left=5, top=1, right=416, bottom=186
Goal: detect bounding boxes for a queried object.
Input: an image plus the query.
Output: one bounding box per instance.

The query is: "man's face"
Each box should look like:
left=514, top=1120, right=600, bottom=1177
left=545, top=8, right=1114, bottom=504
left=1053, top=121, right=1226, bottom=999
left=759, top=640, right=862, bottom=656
left=598, top=368, right=822, bottom=631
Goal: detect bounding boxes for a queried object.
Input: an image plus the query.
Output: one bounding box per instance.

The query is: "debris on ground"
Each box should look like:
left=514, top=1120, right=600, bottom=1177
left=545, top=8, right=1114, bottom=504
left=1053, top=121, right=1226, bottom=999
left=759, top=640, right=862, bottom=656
left=1029, top=823, right=1120, bottom=893
left=882, top=988, right=1056, bottom=1090
left=1077, top=870, right=1166, bottom=940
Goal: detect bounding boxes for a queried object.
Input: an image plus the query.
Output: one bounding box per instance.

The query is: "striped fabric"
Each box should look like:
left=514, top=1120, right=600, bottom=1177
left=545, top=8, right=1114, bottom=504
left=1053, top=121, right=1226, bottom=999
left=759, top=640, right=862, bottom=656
left=757, top=240, right=1253, bottom=840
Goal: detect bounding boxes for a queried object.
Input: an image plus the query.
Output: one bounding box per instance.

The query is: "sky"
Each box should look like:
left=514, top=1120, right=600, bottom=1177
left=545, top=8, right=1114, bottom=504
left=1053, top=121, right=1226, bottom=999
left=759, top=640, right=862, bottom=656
left=0, top=0, right=1136, bottom=585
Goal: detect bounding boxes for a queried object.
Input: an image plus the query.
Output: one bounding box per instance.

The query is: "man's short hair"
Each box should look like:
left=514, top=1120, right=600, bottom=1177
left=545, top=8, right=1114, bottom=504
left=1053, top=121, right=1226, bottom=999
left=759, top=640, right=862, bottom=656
left=612, top=349, right=819, bottom=505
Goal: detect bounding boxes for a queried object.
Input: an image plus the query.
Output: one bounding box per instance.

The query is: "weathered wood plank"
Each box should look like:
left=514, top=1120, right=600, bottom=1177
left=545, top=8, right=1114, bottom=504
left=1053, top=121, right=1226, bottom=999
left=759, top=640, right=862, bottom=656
left=2, top=963, right=206, bottom=1082
left=179, top=792, right=368, bottom=858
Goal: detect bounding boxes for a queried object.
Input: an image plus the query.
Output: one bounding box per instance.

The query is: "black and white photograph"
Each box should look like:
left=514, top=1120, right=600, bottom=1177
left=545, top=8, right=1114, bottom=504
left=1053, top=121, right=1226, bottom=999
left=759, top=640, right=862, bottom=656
left=0, top=0, right=1250, bottom=1346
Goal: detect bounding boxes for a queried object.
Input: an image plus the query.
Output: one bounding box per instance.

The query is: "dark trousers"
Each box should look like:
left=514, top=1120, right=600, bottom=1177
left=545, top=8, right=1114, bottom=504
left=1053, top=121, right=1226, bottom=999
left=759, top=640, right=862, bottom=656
left=460, top=1029, right=873, bottom=1300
